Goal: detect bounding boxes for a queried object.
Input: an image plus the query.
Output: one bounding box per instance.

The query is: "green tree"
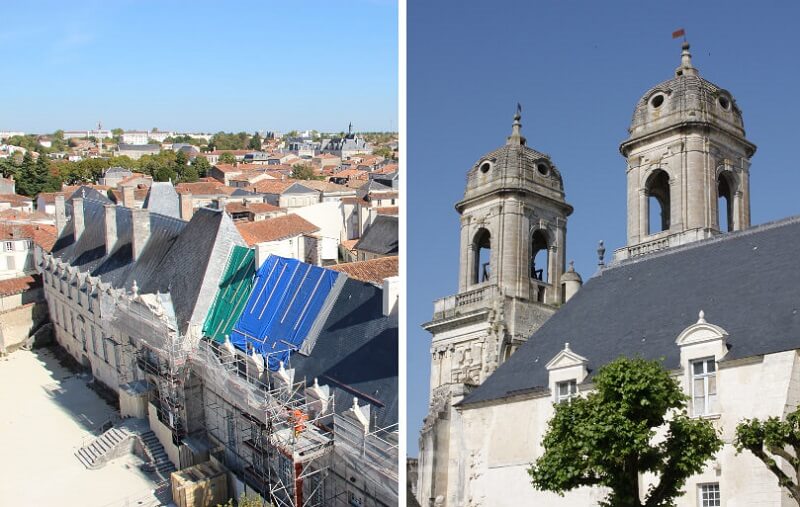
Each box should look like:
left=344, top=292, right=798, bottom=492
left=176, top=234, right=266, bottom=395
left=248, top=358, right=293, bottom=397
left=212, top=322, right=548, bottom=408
left=735, top=408, right=800, bottom=504
left=219, top=152, right=236, bottom=165
left=191, top=156, right=211, bottom=178
left=291, top=164, right=319, bottom=180
left=248, top=132, right=262, bottom=150
left=0, top=157, right=18, bottom=180
left=529, top=356, right=722, bottom=507
left=374, top=146, right=394, bottom=159
left=15, top=152, right=37, bottom=196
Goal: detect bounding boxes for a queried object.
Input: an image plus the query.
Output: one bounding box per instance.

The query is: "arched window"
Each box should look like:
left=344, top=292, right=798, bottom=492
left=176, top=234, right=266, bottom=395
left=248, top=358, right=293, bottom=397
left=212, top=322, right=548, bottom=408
left=472, top=228, right=491, bottom=284
left=646, top=170, right=671, bottom=234
left=531, top=230, right=549, bottom=282
left=718, top=172, right=734, bottom=232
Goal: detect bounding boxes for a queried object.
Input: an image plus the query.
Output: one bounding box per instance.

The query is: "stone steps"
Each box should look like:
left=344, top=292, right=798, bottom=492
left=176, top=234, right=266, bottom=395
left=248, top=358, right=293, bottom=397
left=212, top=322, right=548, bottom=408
left=75, top=426, right=131, bottom=469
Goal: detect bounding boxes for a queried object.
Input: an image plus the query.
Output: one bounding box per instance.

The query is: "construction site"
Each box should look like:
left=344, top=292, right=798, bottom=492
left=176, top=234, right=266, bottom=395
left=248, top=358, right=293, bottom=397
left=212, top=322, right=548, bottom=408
left=38, top=197, right=399, bottom=506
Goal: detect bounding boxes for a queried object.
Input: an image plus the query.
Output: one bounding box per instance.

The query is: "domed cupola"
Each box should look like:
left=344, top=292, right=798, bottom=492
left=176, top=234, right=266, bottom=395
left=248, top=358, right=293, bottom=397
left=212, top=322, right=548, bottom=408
left=454, top=107, right=573, bottom=305
left=624, top=42, right=751, bottom=147
left=617, top=41, right=757, bottom=261
left=459, top=109, right=568, bottom=211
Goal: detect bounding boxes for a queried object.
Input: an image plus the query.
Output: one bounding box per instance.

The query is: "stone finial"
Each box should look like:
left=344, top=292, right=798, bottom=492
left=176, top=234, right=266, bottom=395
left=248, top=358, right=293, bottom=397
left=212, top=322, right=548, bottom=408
left=676, top=40, right=698, bottom=77
left=597, top=240, right=606, bottom=267
left=131, top=279, right=139, bottom=296
left=506, top=103, right=526, bottom=146
left=697, top=309, right=706, bottom=324
left=568, top=260, right=575, bottom=272
left=564, top=342, right=571, bottom=351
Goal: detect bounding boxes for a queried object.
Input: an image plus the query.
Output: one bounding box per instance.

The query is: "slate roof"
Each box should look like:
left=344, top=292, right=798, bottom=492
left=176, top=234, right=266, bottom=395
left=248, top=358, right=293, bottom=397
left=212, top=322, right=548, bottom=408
left=290, top=278, right=398, bottom=429
left=462, top=215, right=800, bottom=406
left=51, top=198, right=243, bottom=333
left=143, top=182, right=180, bottom=218
left=354, top=215, right=398, bottom=255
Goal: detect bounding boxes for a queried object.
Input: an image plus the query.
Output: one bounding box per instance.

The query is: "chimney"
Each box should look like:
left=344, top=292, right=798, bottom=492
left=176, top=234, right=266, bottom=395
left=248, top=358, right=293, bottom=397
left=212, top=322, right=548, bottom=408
left=55, top=194, right=67, bottom=236
left=104, top=205, right=118, bottom=256
left=130, top=208, right=150, bottom=261
left=121, top=186, right=135, bottom=208
left=217, top=196, right=228, bottom=212
left=382, top=275, right=399, bottom=316
left=179, top=192, right=194, bottom=221
left=72, top=197, right=85, bottom=241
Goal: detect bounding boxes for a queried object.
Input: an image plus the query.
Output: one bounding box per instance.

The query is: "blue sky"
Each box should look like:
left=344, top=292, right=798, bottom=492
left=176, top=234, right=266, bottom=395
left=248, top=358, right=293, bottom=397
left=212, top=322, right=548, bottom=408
left=407, top=0, right=800, bottom=456
left=0, top=0, right=397, bottom=134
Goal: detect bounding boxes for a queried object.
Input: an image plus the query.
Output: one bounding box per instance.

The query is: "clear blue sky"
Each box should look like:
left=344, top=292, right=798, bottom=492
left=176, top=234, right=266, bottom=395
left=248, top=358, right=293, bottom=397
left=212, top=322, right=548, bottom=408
left=0, top=0, right=397, bottom=134
left=408, top=0, right=800, bottom=456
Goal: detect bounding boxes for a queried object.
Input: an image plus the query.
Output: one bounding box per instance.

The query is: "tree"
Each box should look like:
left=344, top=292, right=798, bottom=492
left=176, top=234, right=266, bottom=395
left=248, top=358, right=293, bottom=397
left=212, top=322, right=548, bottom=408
left=529, top=356, right=722, bottom=507
left=216, top=493, right=264, bottom=507
left=291, top=164, right=319, bottom=180
left=15, top=152, right=37, bottom=196
left=374, top=146, right=395, bottom=159
left=219, top=152, right=236, bottom=165
left=735, top=407, right=800, bottom=504
left=248, top=132, right=262, bottom=150
left=191, top=156, right=211, bottom=178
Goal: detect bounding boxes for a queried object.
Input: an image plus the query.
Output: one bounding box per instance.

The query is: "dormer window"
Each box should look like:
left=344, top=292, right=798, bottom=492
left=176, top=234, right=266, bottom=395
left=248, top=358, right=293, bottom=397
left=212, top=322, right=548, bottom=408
left=650, top=94, right=665, bottom=108
left=717, top=96, right=730, bottom=111
left=479, top=161, right=491, bottom=174
left=536, top=163, right=549, bottom=176
left=556, top=379, right=577, bottom=403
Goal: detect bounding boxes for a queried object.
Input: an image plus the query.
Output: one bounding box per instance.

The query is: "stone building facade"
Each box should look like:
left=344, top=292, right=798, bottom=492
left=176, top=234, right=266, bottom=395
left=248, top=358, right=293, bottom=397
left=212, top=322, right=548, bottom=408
left=417, top=43, right=800, bottom=507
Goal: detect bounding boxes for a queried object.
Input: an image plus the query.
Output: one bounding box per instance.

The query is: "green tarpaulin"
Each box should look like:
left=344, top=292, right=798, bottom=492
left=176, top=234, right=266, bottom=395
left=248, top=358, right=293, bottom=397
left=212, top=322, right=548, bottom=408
left=202, top=245, right=256, bottom=343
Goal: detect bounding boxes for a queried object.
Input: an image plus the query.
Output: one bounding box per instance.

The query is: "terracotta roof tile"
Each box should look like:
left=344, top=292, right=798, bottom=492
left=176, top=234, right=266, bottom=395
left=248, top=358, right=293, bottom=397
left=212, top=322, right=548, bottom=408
left=236, top=214, right=319, bottom=246
left=175, top=181, right=236, bottom=196
left=377, top=207, right=399, bottom=215
left=225, top=202, right=283, bottom=214
left=0, top=194, right=32, bottom=206
left=0, top=222, right=57, bottom=251
left=0, top=275, right=41, bottom=297
left=328, top=256, right=398, bottom=284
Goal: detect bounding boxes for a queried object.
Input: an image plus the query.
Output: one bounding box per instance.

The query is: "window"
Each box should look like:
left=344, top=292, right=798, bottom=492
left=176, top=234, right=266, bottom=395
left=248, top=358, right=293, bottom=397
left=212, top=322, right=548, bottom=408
left=531, top=230, right=549, bottom=282
left=4, top=241, right=12, bottom=251
left=646, top=170, right=671, bottom=234
left=698, top=483, right=720, bottom=507
left=556, top=380, right=577, bottom=403
left=472, top=228, right=491, bottom=284
left=692, top=358, right=717, bottom=416
left=101, top=337, right=109, bottom=363
left=91, top=327, right=98, bottom=356
left=718, top=172, right=734, bottom=232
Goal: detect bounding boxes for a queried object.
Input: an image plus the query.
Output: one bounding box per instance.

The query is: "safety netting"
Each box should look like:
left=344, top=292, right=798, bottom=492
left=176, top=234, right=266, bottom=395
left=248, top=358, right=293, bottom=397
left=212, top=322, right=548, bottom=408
left=202, top=246, right=256, bottom=343
left=230, top=255, right=342, bottom=370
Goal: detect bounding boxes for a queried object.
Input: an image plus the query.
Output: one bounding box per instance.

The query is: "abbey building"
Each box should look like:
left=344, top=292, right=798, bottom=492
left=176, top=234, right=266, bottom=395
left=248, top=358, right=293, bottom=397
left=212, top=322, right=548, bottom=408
left=417, top=42, right=799, bottom=506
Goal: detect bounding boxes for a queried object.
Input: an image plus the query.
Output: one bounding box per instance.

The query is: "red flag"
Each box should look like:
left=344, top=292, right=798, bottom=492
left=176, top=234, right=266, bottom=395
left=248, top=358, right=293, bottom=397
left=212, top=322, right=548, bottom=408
left=672, top=28, right=685, bottom=39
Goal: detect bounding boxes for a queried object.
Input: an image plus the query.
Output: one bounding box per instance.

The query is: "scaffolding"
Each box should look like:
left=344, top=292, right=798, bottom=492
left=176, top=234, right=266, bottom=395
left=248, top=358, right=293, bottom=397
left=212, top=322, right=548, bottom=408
left=107, top=288, right=193, bottom=446
left=191, top=339, right=335, bottom=507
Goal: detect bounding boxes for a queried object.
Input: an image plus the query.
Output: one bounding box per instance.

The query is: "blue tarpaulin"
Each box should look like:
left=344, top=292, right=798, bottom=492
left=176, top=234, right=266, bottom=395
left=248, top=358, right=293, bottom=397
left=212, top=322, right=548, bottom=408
left=230, top=255, right=340, bottom=370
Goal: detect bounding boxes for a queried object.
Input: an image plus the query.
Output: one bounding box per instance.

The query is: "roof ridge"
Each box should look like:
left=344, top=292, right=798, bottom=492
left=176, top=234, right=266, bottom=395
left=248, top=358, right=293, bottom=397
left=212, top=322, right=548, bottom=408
left=603, top=214, right=800, bottom=274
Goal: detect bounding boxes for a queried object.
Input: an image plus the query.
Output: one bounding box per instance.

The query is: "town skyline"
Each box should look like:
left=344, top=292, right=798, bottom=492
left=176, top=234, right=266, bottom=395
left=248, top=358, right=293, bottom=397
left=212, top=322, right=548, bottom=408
left=0, top=0, right=398, bottom=133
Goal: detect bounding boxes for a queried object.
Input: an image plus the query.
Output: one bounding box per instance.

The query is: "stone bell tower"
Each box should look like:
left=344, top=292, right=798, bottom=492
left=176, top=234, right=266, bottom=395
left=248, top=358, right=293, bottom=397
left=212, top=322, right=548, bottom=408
left=416, top=109, right=576, bottom=507
left=616, top=41, right=757, bottom=261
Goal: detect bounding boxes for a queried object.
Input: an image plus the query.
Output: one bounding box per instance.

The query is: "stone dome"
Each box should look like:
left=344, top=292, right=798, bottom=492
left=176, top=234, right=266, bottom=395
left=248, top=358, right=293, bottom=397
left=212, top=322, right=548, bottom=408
left=460, top=110, right=568, bottom=208
left=624, top=43, right=748, bottom=153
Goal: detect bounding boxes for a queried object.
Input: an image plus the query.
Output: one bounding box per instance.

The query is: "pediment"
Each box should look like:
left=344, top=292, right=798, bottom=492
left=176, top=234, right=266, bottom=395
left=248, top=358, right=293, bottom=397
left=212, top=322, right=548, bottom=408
left=546, top=344, right=588, bottom=371
left=676, top=311, right=728, bottom=347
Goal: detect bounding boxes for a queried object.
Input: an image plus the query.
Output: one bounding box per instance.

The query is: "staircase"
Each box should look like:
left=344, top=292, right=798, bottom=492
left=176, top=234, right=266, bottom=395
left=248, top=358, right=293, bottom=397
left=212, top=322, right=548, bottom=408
left=75, top=426, right=132, bottom=469
left=140, top=430, right=176, bottom=480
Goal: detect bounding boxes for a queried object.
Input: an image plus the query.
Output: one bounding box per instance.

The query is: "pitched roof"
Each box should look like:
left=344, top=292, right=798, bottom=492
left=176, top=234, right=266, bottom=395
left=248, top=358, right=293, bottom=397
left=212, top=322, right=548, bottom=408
left=51, top=198, right=243, bottom=333
left=354, top=215, right=398, bottom=255
left=462, top=215, right=800, bottom=406
left=292, top=179, right=354, bottom=194
left=0, top=194, right=32, bottom=206
left=143, top=182, right=181, bottom=218
left=0, top=222, right=57, bottom=251
left=225, top=201, right=282, bottom=215
left=332, top=168, right=368, bottom=179
left=236, top=214, right=320, bottom=246
left=377, top=207, right=398, bottom=215
left=175, top=181, right=235, bottom=196
left=0, top=275, right=41, bottom=297
left=329, top=256, right=398, bottom=284
left=251, top=180, right=316, bottom=195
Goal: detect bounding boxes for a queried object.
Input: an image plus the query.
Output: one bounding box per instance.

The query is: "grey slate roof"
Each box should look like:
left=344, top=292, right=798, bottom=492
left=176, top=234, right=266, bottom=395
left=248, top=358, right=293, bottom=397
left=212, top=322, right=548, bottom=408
left=355, top=215, right=398, bottom=256
left=68, top=186, right=111, bottom=203
left=462, top=215, right=800, bottom=406
left=52, top=198, right=243, bottom=334
left=143, top=182, right=180, bottom=218
left=291, top=278, right=398, bottom=429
